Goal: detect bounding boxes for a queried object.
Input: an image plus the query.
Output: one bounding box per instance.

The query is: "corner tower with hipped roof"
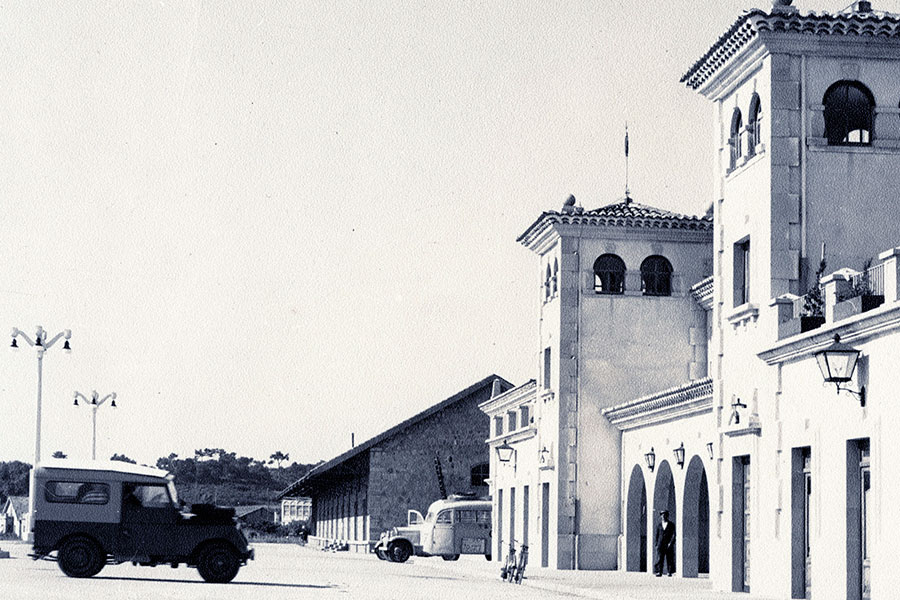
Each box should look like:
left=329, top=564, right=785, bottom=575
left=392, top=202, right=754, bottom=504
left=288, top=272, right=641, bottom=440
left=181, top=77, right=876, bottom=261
left=682, top=0, right=900, bottom=596
left=487, top=191, right=712, bottom=570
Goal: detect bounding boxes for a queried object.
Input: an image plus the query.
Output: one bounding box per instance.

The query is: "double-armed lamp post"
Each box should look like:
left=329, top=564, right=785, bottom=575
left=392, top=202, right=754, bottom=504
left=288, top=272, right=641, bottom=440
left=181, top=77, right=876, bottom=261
left=11, top=326, right=71, bottom=539
left=73, top=390, right=117, bottom=460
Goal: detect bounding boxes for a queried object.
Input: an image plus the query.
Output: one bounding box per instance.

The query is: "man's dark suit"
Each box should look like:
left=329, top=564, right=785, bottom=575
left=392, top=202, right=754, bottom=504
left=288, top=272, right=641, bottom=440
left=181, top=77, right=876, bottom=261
left=654, top=518, right=676, bottom=575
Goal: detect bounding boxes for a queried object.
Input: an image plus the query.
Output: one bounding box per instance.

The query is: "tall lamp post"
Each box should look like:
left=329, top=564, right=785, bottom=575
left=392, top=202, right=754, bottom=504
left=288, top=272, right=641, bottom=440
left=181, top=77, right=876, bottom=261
left=73, top=390, right=117, bottom=460
left=11, top=326, right=71, bottom=539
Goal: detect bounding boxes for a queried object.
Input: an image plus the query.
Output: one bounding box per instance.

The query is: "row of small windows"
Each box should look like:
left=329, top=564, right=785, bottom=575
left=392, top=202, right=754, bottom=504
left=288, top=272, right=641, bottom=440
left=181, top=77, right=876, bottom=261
left=729, top=93, right=763, bottom=170
left=544, top=259, right=559, bottom=299
left=730, top=80, right=882, bottom=170
left=593, top=254, right=674, bottom=297
left=493, top=405, right=531, bottom=437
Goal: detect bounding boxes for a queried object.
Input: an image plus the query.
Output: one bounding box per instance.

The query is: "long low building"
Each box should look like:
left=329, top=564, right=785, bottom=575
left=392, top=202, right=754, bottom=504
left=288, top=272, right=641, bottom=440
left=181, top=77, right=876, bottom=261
left=278, top=374, right=512, bottom=552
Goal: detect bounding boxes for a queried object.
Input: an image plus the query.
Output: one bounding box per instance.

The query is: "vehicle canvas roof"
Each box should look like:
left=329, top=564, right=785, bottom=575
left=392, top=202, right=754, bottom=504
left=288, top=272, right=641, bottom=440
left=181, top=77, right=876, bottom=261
left=34, top=458, right=172, bottom=482
left=427, top=498, right=491, bottom=512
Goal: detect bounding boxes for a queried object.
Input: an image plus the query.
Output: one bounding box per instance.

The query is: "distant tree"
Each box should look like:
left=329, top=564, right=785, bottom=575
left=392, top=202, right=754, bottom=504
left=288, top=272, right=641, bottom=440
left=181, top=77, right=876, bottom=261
left=110, top=453, right=137, bottom=464
left=51, top=450, right=67, bottom=459
left=269, top=451, right=290, bottom=469
left=0, top=461, right=32, bottom=504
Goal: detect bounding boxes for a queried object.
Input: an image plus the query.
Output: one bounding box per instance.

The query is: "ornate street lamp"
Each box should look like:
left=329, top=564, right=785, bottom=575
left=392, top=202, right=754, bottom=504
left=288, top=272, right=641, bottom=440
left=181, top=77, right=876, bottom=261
left=814, top=334, right=866, bottom=406
left=74, top=390, right=117, bottom=460
left=644, top=447, right=656, bottom=472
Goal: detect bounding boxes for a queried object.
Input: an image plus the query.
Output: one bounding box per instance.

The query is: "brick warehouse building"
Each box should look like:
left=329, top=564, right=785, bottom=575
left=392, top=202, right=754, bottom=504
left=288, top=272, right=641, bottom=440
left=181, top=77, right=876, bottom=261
left=279, top=374, right=512, bottom=552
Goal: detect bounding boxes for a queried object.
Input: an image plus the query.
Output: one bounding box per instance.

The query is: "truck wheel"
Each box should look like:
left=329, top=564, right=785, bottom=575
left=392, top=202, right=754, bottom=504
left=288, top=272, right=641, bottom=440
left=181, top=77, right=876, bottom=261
left=58, top=536, right=104, bottom=578
left=375, top=548, right=388, bottom=561
left=441, top=554, right=460, bottom=561
left=388, top=541, right=412, bottom=563
left=196, top=542, right=240, bottom=583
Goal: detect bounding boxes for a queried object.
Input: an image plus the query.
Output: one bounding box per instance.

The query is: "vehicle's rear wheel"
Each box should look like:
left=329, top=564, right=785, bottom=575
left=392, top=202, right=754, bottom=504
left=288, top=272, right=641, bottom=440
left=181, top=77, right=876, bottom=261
left=58, top=536, right=104, bottom=578
left=388, top=541, right=412, bottom=563
left=441, top=554, right=460, bottom=561
left=196, top=542, right=240, bottom=583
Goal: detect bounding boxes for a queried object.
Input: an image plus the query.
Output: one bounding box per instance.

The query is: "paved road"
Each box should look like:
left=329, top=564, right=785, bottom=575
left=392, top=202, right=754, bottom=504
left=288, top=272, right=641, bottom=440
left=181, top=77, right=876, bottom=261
left=0, top=541, right=568, bottom=600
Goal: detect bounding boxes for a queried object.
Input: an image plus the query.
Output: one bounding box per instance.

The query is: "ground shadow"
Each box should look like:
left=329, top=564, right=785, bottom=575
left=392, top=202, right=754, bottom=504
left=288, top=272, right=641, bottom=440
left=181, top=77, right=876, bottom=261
left=93, top=576, right=337, bottom=589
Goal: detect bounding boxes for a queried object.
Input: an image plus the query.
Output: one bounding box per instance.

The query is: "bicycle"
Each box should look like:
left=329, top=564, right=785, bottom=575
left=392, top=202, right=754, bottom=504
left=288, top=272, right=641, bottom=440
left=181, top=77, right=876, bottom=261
left=499, top=540, right=528, bottom=584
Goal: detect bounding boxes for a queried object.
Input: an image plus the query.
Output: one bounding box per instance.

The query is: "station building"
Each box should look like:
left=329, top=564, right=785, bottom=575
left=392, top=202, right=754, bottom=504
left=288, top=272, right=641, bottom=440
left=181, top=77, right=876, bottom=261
left=279, top=374, right=511, bottom=552
left=484, top=3, right=900, bottom=599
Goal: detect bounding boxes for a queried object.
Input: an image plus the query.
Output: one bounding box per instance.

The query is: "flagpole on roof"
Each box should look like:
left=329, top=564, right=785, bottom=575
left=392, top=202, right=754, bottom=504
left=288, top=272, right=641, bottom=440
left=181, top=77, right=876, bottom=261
left=624, top=123, right=631, bottom=203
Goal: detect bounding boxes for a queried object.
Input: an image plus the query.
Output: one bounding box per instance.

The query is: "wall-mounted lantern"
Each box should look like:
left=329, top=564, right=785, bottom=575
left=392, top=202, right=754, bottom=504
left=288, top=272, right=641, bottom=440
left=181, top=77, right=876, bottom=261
left=644, top=447, right=656, bottom=472
left=706, top=441, right=714, bottom=461
left=539, top=446, right=551, bottom=465
left=496, top=440, right=515, bottom=463
left=729, top=396, right=747, bottom=426
left=814, top=334, right=866, bottom=407
left=673, top=442, right=685, bottom=469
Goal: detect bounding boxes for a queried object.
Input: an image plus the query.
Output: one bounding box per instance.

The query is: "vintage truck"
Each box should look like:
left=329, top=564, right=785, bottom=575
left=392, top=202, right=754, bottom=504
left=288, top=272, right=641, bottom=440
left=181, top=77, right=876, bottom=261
left=30, top=459, right=254, bottom=582
left=373, top=495, right=492, bottom=563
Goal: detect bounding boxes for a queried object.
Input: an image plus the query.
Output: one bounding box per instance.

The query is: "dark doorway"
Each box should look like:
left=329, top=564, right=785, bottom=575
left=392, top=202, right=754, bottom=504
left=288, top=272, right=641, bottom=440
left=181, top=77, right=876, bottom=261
left=682, top=455, right=710, bottom=577
left=626, top=465, right=648, bottom=572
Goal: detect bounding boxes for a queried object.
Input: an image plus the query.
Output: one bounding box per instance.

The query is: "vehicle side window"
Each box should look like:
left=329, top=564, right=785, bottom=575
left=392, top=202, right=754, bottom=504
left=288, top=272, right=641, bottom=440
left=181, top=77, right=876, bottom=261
left=476, top=510, right=491, bottom=524
left=44, top=481, right=110, bottom=505
left=436, top=510, right=452, bottom=524
left=457, top=510, right=476, bottom=524
left=124, top=483, right=171, bottom=508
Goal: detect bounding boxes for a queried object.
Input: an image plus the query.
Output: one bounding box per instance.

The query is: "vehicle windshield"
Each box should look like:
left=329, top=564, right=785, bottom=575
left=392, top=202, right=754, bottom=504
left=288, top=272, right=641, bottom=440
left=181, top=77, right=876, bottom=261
left=167, top=481, right=179, bottom=506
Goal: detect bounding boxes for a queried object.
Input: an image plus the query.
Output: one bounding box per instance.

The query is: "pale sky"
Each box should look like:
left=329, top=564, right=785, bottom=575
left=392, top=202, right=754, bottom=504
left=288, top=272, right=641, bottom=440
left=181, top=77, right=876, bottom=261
left=2, top=0, right=893, bottom=466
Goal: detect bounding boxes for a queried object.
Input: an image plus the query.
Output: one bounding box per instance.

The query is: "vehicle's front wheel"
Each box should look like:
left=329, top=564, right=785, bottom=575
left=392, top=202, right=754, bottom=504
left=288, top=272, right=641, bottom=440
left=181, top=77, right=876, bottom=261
left=196, top=542, right=240, bottom=583
left=441, top=554, right=460, bottom=561
left=375, top=548, right=388, bottom=561
left=58, top=536, right=104, bottom=578
left=388, top=541, right=412, bottom=563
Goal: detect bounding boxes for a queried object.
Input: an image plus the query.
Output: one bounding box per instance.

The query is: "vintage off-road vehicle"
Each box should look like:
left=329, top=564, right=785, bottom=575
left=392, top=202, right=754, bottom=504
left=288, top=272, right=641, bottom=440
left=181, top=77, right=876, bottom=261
left=374, top=495, right=491, bottom=563
left=31, top=459, right=254, bottom=582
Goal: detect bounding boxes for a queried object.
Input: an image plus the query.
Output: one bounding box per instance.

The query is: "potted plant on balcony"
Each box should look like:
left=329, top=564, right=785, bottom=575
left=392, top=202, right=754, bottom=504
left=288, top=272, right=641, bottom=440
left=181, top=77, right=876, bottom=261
left=834, top=259, right=885, bottom=320
left=778, top=259, right=826, bottom=338
left=799, top=258, right=827, bottom=332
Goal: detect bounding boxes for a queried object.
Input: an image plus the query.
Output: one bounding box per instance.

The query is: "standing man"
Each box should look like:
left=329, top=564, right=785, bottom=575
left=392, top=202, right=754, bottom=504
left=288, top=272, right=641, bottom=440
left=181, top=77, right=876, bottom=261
left=654, top=509, right=676, bottom=576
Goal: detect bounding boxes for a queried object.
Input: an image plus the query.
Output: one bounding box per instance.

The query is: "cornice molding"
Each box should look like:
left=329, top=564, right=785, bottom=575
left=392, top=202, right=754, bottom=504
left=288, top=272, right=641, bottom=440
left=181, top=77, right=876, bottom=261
left=691, top=276, right=715, bottom=310
left=479, top=380, right=537, bottom=415
left=603, top=378, right=713, bottom=431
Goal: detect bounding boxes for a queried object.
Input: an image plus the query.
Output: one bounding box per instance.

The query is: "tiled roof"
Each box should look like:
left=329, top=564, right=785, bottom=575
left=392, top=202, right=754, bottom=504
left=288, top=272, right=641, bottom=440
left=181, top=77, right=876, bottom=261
left=682, top=8, right=900, bottom=90
left=517, top=197, right=713, bottom=247
left=277, top=375, right=513, bottom=499
left=3, top=496, right=28, bottom=517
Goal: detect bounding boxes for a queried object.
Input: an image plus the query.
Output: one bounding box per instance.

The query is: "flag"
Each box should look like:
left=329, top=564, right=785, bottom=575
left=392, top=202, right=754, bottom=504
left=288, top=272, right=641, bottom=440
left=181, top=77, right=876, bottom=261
left=625, top=126, right=629, bottom=158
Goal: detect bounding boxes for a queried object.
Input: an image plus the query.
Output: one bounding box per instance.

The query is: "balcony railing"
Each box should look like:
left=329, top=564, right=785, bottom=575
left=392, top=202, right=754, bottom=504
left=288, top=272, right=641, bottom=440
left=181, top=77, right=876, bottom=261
left=839, top=261, right=885, bottom=302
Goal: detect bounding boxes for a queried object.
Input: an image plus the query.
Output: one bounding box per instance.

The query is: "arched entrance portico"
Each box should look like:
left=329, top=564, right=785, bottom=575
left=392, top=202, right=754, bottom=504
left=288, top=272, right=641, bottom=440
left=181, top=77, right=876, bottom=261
left=653, top=461, right=677, bottom=573
left=682, top=455, right=710, bottom=578
left=626, top=465, right=647, bottom=572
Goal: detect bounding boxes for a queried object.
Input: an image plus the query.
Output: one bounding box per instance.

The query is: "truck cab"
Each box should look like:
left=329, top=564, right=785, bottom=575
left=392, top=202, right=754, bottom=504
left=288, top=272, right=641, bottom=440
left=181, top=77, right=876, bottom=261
left=31, top=459, right=254, bottom=582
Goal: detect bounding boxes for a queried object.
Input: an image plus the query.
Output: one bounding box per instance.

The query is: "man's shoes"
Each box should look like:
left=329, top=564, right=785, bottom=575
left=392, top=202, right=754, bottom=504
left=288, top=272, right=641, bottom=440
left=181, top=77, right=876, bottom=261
left=655, top=573, right=662, bottom=577
left=667, top=573, right=673, bottom=577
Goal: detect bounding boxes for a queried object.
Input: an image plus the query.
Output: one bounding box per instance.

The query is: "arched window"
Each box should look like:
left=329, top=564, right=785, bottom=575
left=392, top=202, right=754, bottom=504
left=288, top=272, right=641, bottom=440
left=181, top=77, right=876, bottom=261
left=544, top=264, right=552, bottom=300
left=552, top=258, right=559, bottom=295
left=641, top=255, right=673, bottom=297
left=594, top=254, right=626, bottom=295
left=729, top=108, right=743, bottom=170
left=823, top=81, right=875, bottom=145
left=471, top=463, right=489, bottom=487
left=747, top=94, right=761, bottom=155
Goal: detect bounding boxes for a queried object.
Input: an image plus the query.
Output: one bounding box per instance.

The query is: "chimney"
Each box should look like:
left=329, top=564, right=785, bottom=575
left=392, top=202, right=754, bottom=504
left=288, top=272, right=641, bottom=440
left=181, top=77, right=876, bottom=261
left=855, top=1, right=873, bottom=13
left=771, top=0, right=798, bottom=13
left=491, top=379, right=503, bottom=398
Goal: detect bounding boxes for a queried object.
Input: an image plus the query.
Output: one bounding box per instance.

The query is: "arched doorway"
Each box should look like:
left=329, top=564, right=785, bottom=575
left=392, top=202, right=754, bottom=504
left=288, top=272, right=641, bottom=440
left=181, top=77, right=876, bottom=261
left=626, top=465, right=647, bottom=571
left=653, top=460, right=677, bottom=574
left=682, top=455, right=710, bottom=578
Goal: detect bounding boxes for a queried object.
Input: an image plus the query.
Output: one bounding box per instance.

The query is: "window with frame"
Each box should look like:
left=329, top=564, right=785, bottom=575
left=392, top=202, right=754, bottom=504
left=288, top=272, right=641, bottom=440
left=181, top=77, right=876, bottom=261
left=436, top=510, right=452, bottom=524
left=494, top=416, right=503, bottom=437
left=640, top=255, right=673, bottom=296
left=593, top=254, right=625, bottom=294
left=823, top=81, right=875, bottom=145
left=471, top=463, right=489, bottom=487
left=457, top=510, right=477, bottom=524
left=729, top=108, right=743, bottom=170
left=543, top=347, right=551, bottom=389
left=520, top=405, right=530, bottom=428
left=552, top=258, right=559, bottom=295
left=747, top=94, right=762, bottom=155
left=544, top=264, right=552, bottom=300
left=734, top=239, right=751, bottom=306
left=44, top=481, right=110, bottom=505
left=476, top=509, right=491, bottom=524
left=124, top=483, right=171, bottom=509
left=507, top=411, right=517, bottom=432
